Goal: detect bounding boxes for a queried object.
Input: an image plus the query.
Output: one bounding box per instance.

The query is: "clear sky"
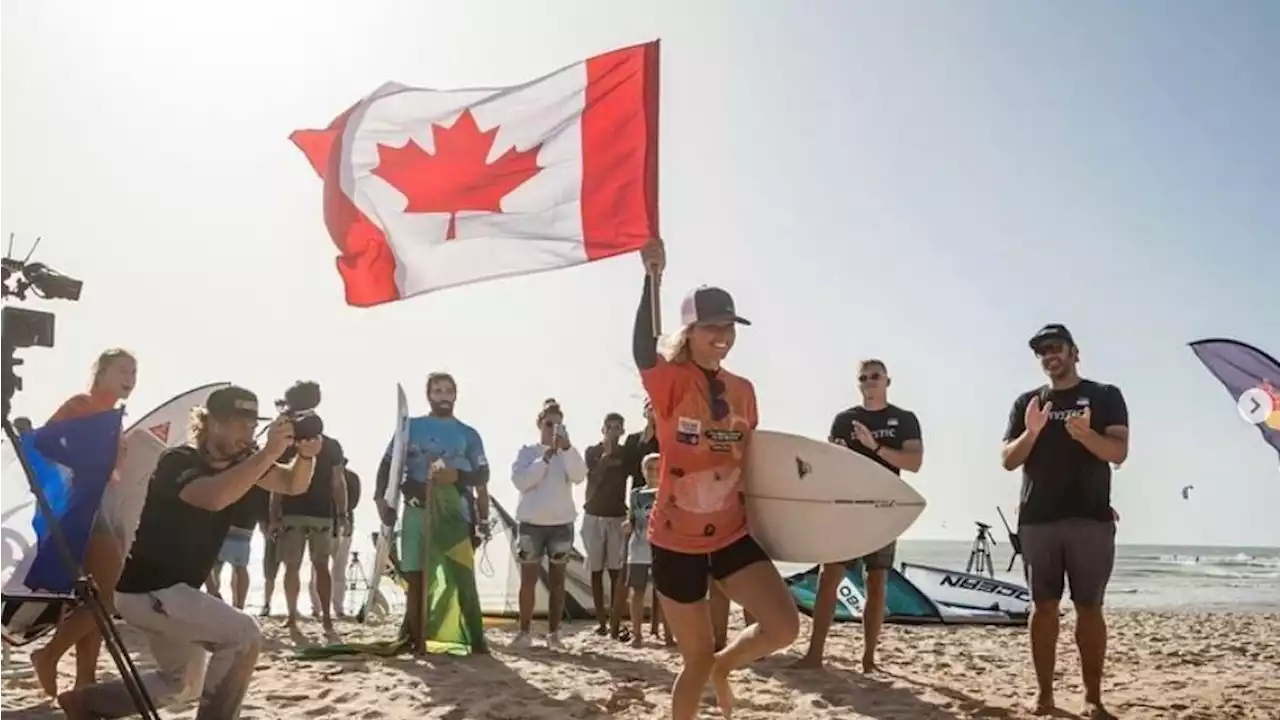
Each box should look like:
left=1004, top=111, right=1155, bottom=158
left=3, top=0, right=1277, bottom=548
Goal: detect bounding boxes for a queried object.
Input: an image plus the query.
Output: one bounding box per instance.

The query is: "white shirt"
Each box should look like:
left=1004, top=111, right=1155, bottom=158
left=511, top=443, right=588, bottom=526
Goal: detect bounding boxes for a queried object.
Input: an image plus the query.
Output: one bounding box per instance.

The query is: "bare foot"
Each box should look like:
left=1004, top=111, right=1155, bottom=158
left=709, top=659, right=734, bottom=719
left=630, top=636, right=643, bottom=648
left=286, top=614, right=299, bottom=628
left=1082, top=700, right=1116, bottom=719
left=788, top=653, right=824, bottom=670
left=1029, top=695, right=1057, bottom=716
left=861, top=651, right=879, bottom=673
left=57, top=691, right=90, bottom=720
left=321, top=617, right=334, bottom=632
left=31, top=647, right=60, bottom=698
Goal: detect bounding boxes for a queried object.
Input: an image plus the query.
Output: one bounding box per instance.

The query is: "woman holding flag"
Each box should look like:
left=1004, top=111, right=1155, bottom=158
left=632, top=238, right=798, bottom=720
left=32, top=349, right=138, bottom=698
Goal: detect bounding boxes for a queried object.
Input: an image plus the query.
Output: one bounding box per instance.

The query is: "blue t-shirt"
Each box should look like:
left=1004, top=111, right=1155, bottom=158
left=629, top=487, right=658, bottom=561
left=630, top=487, right=657, bottom=534
left=385, top=415, right=488, bottom=521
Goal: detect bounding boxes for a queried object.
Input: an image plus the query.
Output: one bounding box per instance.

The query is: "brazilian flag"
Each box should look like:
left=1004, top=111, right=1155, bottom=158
left=295, top=483, right=487, bottom=659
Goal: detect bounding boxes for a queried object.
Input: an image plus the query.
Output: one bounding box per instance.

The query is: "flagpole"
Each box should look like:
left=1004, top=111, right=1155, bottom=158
left=647, top=260, right=662, bottom=339
left=417, top=479, right=434, bottom=656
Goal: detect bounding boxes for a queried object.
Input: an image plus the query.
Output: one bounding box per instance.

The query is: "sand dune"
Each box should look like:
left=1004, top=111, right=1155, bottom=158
left=3, top=610, right=1277, bottom=719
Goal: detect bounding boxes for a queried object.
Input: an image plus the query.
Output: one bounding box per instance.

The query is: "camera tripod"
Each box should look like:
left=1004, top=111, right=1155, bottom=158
left=1, top=415, right=161, bottom=719
left=966, top=520, right=998, bottom=578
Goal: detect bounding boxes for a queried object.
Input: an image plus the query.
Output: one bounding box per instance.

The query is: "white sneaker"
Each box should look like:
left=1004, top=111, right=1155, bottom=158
left=545, top=631, right=563, bottom=650
left=509, top=632, right=533, bottom=649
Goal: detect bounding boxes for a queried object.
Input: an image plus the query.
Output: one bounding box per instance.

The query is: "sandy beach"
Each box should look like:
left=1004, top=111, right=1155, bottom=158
left=2, top=609, right=1276, bottom=719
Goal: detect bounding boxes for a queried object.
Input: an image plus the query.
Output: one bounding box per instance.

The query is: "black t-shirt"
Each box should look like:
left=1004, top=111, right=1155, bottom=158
left=829, top=404, right=922, bottom=475
left=584, top=442, right=631, bottom=517
left=622, top=430, right=659, bottom=491
left=117, top=446, right=239, bottom=593
left=228, top=486, right=268, bottom=531
left=1003, top=379, right=1128, bottom=526
left=279, top=436, right=346, bottom=518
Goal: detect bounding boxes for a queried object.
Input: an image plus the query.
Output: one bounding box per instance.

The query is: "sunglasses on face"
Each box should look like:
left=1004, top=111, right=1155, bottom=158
left=708, top=377, right=729, bottom=421
left=858, top=372, right=883, bottom=383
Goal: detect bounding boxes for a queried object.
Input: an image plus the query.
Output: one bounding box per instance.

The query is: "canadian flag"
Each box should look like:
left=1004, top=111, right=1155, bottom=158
left=291, top=41, right=660, bottom=308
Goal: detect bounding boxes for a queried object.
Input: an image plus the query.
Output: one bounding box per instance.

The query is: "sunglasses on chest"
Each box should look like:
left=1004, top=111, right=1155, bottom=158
left=707, top=375, right=729, bottom=421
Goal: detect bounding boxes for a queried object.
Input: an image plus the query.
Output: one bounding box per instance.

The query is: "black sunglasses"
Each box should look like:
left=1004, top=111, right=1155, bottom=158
left=708, top=376, right=729, bottom=421
left=858, top=372, right=883, bottom=383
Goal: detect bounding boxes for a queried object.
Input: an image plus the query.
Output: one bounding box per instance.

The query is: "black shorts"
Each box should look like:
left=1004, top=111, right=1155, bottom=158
left=651, top=534, right=770, bottom=604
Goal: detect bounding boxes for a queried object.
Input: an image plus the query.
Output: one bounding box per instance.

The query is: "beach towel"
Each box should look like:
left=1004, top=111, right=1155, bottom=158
left=295, top=483, right=486, bottom=659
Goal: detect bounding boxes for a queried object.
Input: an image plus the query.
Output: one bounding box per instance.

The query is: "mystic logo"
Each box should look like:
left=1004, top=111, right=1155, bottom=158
left=938, top=573, right=1032, bottom=602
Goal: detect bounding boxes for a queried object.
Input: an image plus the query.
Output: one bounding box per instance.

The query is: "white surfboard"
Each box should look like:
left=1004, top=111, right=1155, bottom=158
left=106, top=382, right=231, bottom=555
left=359, top=383, right=408, bottom=623
left=744, top=430, right=926, bottom=564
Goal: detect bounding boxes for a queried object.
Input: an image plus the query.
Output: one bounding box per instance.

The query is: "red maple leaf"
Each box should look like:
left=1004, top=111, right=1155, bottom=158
left=370, top=110, right=543, bottom=240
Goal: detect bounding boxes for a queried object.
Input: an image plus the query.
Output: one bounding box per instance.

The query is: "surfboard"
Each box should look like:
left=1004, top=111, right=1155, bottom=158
left=743, top=430, right=926, bottom=564
left=359, top=383, right=408, bottom=623
left=107, top=382, right=231, bottom=556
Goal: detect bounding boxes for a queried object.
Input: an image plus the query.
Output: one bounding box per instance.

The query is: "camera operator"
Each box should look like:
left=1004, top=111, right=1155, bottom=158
left=57, top=386, right=320, bottom=720
left=270, top=381, right=348, bottom=630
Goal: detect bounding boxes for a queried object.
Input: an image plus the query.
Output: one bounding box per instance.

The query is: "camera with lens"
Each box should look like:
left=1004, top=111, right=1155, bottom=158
left=276, top=380, right=324, bottom=440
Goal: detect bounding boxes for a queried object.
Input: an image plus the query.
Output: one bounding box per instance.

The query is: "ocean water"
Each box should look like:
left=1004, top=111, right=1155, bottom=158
left=892, top=539, right=1280, bottom=614
left=219, top=533, right=1280, bottom=618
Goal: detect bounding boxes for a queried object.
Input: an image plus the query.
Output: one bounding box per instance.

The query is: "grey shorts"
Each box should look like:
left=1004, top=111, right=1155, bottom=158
left=1019, top=518, right=1116, bottom=605
left=581, top=514, right=627, bottom=572
left=843, top=541, right=896, bottom=572
left=516, top=522, right=574, bottom=566
left=626, top=563, right=651, bottom=590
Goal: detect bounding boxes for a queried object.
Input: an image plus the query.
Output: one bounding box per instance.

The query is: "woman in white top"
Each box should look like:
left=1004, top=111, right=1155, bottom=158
left=509, top=399, right=587, bottom=649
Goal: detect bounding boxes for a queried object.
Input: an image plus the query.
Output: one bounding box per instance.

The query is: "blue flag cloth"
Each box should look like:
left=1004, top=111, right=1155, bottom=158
left=16, top=409, right=123, bottom=593
left=1189, top=338, right=1280, bottom=461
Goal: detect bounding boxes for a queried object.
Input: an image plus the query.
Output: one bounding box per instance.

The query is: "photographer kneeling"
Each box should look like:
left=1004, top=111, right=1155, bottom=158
left=58, top=386, right=321, bottom=720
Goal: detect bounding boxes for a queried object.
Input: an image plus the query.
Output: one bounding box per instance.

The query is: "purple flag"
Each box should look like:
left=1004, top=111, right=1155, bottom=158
left=1189, top=338, right=1280, bottom=460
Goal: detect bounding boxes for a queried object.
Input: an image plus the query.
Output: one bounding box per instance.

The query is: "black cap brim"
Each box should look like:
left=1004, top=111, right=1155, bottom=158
left=695, top=313, right=751, bottom=327
left=1029, top=331, right=1071, bottom=350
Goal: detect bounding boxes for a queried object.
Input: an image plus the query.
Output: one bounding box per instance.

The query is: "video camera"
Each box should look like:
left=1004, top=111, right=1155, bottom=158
left=2, top=236, right=84, bottom=422
left=276, top=380, right=324, bottom=440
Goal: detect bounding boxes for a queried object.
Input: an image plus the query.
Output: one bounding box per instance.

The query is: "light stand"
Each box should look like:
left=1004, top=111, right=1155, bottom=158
left=965, top=521, right=997, bottom=578
left=996, top=507, right=1023, bottom=573
left=0, top=345, right=161, bottom=712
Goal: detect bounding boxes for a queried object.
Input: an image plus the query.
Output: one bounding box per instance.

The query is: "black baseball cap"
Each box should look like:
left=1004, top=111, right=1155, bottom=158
left=1028, top=323, right=1076, bottom=350
left=206, top=386, right=270, bottom=420
left=680, top=286, right=751, bottom=327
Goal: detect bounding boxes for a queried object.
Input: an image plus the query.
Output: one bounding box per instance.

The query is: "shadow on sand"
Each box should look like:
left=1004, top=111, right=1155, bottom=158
left=756, top=655, right=974, bottom=719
